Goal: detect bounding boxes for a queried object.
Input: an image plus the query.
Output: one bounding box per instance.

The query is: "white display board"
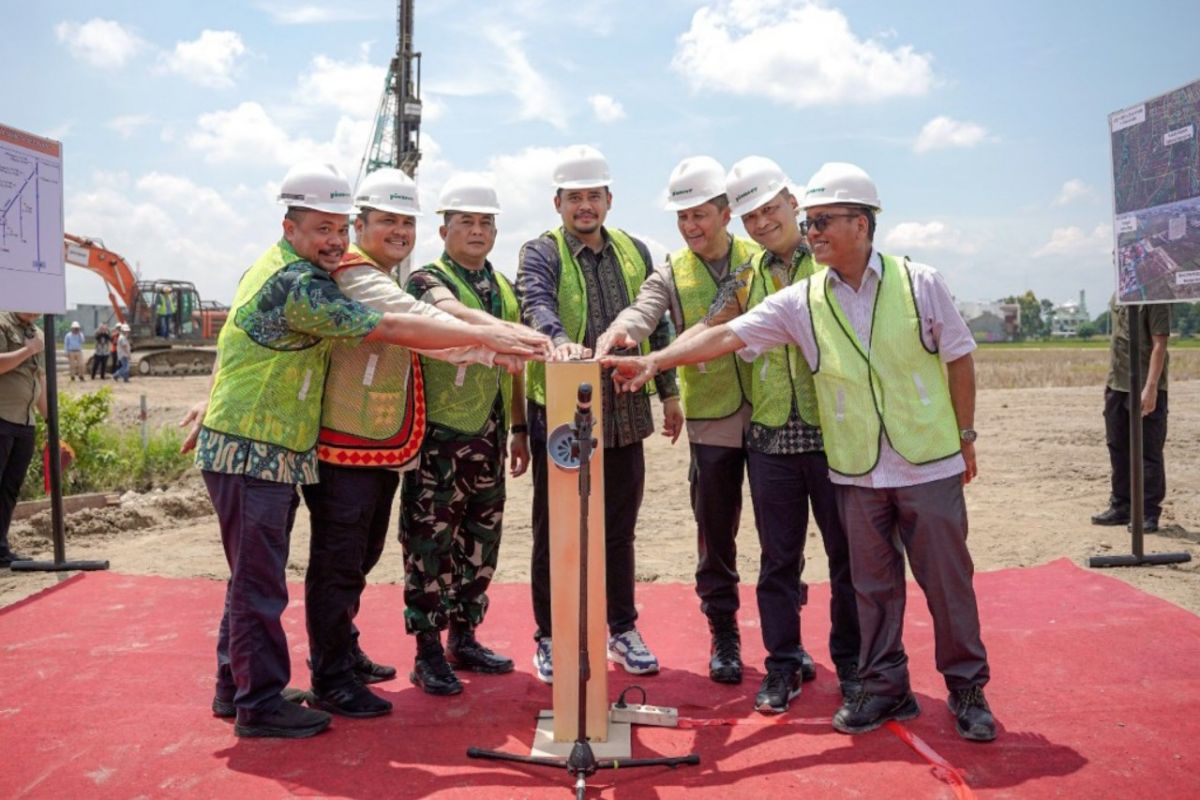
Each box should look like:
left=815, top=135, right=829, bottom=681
left=0, top=123, right=65, bottom=313
left=1109, top=78, right=1200, bottom=304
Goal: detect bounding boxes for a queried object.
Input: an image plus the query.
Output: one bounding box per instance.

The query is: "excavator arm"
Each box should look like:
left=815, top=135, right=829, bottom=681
left=63, top=233, right=138, bottom=324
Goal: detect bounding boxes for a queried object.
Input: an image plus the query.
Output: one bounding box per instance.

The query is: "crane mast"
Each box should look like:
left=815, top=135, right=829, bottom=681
left=359, top=0, right=422, bottom=183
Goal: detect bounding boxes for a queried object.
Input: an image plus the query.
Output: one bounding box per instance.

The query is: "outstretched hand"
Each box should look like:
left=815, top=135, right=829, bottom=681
left=600, top=355, right=657, bottom=393
left=481, top=323, right=552, bottom=359
left=594, top=326, right=636, bottom=358
left=550, top=342, right=592, bottom=361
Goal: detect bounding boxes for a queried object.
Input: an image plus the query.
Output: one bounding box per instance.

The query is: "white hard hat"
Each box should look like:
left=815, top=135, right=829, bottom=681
left=436, top=173, right=501, bottom=215
left=664, top=156, right=727, bottom=211
left=355, top=168, right=422, bottom=217
left=277, top=162, right=356, bottom=214
left=801, top=162, right=881, bottom=212
left=553, top=145, right=612, bottom=190
left=726, top=156, right=790, bottom=217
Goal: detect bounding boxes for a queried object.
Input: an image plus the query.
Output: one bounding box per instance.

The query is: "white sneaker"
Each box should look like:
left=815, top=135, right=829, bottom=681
left=607, top=629, right=659, bottom=675
left=533, top=637, right=553, bottom=684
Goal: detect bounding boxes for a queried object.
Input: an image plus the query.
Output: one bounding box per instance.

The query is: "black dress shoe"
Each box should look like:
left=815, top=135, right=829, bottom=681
left=1091, top=506, right=1130, bottom=526
left=212, top=686, right=309, bottom=718
left=411, top=648, right=463, bottom=695
left=447, top=634, right=514, bottom=674
left=799, top=649, right=817, bottom=682
left=1133, top=516, right=1160, bottom=533
left=353, top=650, right=398, bottom=684
left=833, top=690, right=920, bottom=734
left=309, top=681, right=393, bottom=718
left=835, top=662, right=863, bottom=699
left=948, top=685, right=997, bottom=742
left=234, top=700, right=331, bottom=739
left=708, top=616, right=742, bottom=684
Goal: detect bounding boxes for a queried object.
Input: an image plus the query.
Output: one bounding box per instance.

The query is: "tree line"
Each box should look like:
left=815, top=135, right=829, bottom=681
left=1000, top=291, right=1200, bottom=341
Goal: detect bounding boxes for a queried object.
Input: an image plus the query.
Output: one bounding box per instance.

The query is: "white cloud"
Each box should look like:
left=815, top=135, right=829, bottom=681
left=883, top=220, right=978, bottom=254
left=670, top=1, right=934, bottom=107
left=257, top=2, right=384, bottom=24
left=913, top=116, right=990, bottom=153
left=54, top=18, right=146, bottom=69
left=107, top=114, right=154, bottom=138
left=487, top=28, right=568, bottom=130
left=296, top=48, right=387, bottom=116
left=1033, top=224, right=1111, bottom=258
left=588, top=94, right=626, bottom=123
left=186, top=101, right=369, bottom=176
left=159, top=30, right=246, bottom=89
left=1053, top=178, right=1095, bottom=206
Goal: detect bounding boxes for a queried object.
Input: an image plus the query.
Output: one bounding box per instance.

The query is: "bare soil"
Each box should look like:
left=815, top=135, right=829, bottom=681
left=4, top=356, right=1198, bottom=617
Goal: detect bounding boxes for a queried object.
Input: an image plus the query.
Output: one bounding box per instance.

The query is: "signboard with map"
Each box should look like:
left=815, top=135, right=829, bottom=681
left=0, top=123, right=65, bottom=313
left=1110, top=78, right=1200, bottom=304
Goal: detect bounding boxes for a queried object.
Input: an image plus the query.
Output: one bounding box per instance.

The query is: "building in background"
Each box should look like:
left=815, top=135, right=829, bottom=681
left=957, top=300, right=1021, bottom=342
left=1049, top=291, right=1089, bottom=337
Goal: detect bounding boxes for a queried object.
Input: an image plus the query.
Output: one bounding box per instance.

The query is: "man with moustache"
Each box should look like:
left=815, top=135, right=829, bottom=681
left=516, top=145, right=680, bottom=683
left=595, top=156, right=760, bottom=687
left=184, top=162, right=549, bottom=738
left=402, top=174, right=533, bottom=696
left=601, top=162, right=997, bottom=743
left=300, top=168, right=517, bottom=718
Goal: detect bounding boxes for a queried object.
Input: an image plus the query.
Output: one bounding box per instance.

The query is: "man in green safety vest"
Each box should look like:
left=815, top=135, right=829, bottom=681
left=601, top=162, right=998, bottom=743
left=402, top=173, right=532, bottom=697
left=596, top=156, right=759, bottom=687
left=155, top=285, right=176, bottom=338
left=516, top=145, right=681, bottom=684
left=179, top=162, right=549, bottom=739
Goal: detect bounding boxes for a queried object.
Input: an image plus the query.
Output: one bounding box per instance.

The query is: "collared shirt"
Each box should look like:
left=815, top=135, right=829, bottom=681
left=746, top=247, right=824, bottom=456
left=517, top=227, right=678, bottom=449
left=0, top=313, right=43, bottom=426
left=610, top=238, right=752, bottom=448
left=195, top=256, right=383, bottom=484
left=729, top=250, right=974, bottom=488
left=64, top=331, right=84, bottom=352
left=1107, top=300, right=1170, bottom=393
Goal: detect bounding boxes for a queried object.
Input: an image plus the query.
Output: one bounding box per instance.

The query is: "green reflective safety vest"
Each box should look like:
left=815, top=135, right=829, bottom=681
left=416, top=258, right=519, bottom=435
left=808, top=253, right=960, bottom=477
left=747, top=248, right=819, bottom=427
left=670, top=236, right=760, bottom=420
left=204, top=240, right=334, bottom=453
left=526, top=227, right=653, bottom=406
left=156, top=291, right=175, bottom=314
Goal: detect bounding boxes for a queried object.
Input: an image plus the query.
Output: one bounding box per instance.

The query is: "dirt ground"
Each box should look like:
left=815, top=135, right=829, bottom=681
left=4, top=356, right=1199, bottom=619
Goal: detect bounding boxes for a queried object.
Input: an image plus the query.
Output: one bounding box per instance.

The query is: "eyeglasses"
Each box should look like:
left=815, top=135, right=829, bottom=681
left=800, top=212, right=860, bottom=236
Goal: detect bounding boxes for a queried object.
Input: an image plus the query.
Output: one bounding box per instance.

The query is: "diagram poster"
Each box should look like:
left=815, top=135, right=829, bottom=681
left=1110, top=78, right=1200, bottom=304
left=0, top=123, right=65, bottom=313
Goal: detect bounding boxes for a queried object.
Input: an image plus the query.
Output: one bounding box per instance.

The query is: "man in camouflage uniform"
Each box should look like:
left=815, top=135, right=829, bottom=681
left=401, top=174, right=528, bottom=695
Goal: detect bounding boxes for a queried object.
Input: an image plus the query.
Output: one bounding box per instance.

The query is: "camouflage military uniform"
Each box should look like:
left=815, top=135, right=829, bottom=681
left=401, top=262, right=509, bottom=634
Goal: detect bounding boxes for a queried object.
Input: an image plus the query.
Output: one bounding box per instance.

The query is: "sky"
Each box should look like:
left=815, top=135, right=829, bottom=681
left=5, top=0, right=1200, bottom=317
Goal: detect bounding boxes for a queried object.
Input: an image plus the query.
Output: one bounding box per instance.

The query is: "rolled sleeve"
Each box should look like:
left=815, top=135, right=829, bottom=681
left=284, top=268, right=382, bottom=339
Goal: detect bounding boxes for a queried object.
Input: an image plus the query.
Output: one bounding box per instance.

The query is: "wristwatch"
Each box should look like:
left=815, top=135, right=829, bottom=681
left=959, top=428, right=977, bottom=444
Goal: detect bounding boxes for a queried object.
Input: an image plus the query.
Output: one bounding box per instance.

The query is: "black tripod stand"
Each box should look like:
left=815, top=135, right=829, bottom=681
left=468, top=382, right=698, bottom=798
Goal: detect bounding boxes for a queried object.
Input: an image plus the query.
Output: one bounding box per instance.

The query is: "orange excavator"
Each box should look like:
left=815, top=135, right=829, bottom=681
left=63, top=233, right=228, bottom=375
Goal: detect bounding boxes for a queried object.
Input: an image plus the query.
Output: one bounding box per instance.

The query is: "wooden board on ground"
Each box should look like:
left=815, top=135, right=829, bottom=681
left=545, top=360, right=608, bottom=743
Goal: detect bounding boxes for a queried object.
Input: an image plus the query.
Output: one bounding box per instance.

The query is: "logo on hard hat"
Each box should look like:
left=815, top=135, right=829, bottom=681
left=330, top=191, right=351, bottom=199
left=734, top=187, right=758, bottom=203
left=671, top=188, right=694, bottom=198
left=805, top=186, right=826, bottom=196
left=389, top=192, right=415, bottom=202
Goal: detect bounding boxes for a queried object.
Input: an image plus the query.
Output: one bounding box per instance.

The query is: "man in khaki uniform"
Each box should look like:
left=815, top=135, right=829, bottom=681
left=0, top=312, right=47, bottom=565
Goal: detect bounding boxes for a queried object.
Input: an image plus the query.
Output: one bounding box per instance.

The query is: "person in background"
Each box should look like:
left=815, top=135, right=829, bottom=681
left=1091, top=299, right=1171, bottom=532
left=64, top=321, right=86, bottom=382
left=0, top=312, right=47, bottom=566
left=113, top=324, right=132, bottom=383
left=91, top=324, right=111, bottom=380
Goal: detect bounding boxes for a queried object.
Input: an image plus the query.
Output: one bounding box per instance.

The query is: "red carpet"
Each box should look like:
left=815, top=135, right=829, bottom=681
left=1, top=559, right=1198, bottom=799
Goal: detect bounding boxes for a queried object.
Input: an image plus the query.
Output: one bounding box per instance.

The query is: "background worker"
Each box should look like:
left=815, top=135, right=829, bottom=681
left=724, top=156, right=861, bottom=713
left=113, top=324, right=132, bottom=383
left=596, top=156, right=760, bottom=686
left=91, top=323, right=111, bottom=380
left=0, top=312, right=46, bottom=567
left=602, top=162, right=997, bottom=743
left=1091, top=298, right=1170, bottom=532
left=181, top=161, right=548, bottom=739
left=301, top=168, right=514, bottom=718
left=402, top=174, right=534, bottom=696
left=64, top=321, right=86, bottom=381
left=156, top=286, right=176, bottom=338
left=516, top=145, right=680, bottom=683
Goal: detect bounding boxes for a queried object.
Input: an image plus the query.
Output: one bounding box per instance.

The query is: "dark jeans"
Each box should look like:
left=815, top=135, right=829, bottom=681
left=0, top=420, right=36, bottom=552
left=689, top=442, right=745, bottom=620
left=301, top=463, right=399, bottom=688
left=90, top=353, right=108, bottom=379
left=747, top=449, right=860, bottom=673
left=204, top=471, right=300, bottom=720
left=530, top=435, right=643, bottom=640
left=1104, top=387, right=1168, bottom=517
left=836, top=475, right=989, bottom=696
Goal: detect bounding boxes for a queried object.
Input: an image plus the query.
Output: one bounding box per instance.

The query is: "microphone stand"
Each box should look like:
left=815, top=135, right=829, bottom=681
left=468, top=382, right=698, bottom=798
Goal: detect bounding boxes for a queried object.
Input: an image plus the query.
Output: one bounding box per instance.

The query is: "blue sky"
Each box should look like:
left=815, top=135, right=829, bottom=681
left=6, top=0, right=1199, bottom=317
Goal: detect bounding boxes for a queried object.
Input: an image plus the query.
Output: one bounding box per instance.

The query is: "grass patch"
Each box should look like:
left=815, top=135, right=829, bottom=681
left=975, top=346, right=1200, bottom=389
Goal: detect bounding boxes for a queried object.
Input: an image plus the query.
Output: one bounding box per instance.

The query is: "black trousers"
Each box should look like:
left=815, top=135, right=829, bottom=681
left=204, top=471, right=300, bottom=721
left=689, top=442, right=746, bottom=620
left=1104, top=387, right=1168, bottom=517
left=0, top=420, right=36, bottom=552
left=301, top=463, right=399, bottom=688
left=90, top=352, right=108, bottom=379
left=530, top=437, right=643, bottom=640
left=747, top=449, right=860, bottom=673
